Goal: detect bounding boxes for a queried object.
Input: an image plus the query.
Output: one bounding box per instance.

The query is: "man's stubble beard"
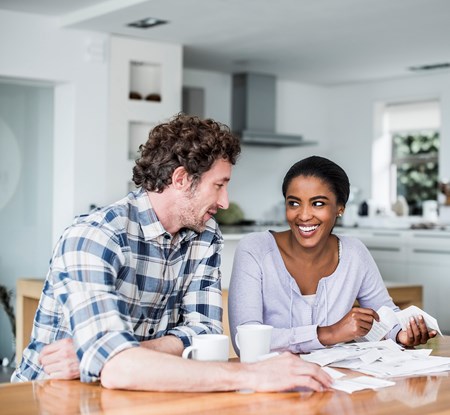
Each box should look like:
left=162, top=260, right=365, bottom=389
left=178, top=187, right=207, bottom=233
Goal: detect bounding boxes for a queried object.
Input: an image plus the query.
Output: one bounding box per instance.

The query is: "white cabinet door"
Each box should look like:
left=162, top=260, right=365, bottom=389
left=406, top=232, right=450, bottom=333
left=221, top=237, right=242, bottom=290
left=337, top=228, right=407, bottom=282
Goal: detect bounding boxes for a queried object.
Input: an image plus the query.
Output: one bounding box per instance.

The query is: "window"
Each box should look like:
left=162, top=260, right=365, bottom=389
left=373, top=100, right=440, bottom=215
left=392, top=130, right=439, bottom=214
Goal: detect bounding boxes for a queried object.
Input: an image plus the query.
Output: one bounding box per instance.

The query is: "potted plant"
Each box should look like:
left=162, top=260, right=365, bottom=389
left=0, top=285, right=16, bottom=365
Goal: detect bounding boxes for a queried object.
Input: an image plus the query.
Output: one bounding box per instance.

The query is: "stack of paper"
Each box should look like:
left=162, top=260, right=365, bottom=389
left=302, top=339, right=450, bottom=379
left=322, top=367, right=396, bottom=394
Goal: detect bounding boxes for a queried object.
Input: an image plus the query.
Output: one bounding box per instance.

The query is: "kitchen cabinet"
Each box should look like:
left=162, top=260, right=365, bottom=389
left=107, top=36, right=182, bottom=200
left=405, top=232, right=450, bottom=332
left=336, top=227, right=407, bottom=282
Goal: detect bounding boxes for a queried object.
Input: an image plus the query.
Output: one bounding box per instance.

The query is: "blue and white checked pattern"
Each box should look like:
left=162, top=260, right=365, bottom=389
left=12, top=189, right=223, bottom=383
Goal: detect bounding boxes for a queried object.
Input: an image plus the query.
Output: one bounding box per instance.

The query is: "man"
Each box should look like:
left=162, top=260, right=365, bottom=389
left=12, top=114, right=331, bottom=392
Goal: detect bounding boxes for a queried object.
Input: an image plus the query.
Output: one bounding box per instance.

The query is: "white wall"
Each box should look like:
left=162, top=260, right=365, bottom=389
left=183, top=69, right=232, bottom=126
left=0, top=82, right=54, bottom=361
left=183, top=69, right=331, bottom=221
left=327, top=73, right=450, bottom=203
left=0, top=10, right=109, bottom=360
left=183, top=68, right=450, bottom=218
left=0, top=10, right=109, bottom=243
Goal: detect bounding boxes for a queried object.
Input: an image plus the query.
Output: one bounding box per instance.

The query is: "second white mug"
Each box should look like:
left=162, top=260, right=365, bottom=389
left=235, top=324, right=273, bottom=363
left=182, top=334, right=229, bottom=361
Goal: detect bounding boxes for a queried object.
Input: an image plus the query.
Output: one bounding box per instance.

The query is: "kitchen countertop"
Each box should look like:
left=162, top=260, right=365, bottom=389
left=220, top=223, right=450, bottom=240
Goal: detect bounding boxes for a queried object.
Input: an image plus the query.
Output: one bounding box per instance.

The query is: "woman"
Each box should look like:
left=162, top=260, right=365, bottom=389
left=228, top=156, right=436, bottom=354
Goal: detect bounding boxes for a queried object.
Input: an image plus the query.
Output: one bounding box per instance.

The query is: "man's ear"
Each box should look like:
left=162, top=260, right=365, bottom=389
left=171, top=166, right=191, bottom=190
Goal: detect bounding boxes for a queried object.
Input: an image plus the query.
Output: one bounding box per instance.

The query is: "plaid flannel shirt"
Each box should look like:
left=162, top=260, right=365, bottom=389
left=12, top=189, right=223, bottom=383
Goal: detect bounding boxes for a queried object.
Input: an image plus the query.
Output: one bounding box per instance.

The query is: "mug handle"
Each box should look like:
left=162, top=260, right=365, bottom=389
left=234, top=333, right=240, bottom=350
left=182, top=346, right=196, bottom=359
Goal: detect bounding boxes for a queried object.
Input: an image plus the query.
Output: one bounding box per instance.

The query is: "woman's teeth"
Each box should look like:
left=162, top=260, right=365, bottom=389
left=298, top=225, right=319, bottom=232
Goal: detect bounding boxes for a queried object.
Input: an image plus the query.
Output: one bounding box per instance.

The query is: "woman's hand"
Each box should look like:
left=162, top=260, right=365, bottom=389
left=396, top=315, right=437, bottom=347
left=318, top=307, right=379, bottom=345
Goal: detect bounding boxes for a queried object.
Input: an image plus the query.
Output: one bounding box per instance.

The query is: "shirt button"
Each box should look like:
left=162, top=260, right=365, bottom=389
left=161, top=296, right=166, bottom=302
left=164, top=234, right=171, bottom=240
left=149, top=328, right=155, bottom=335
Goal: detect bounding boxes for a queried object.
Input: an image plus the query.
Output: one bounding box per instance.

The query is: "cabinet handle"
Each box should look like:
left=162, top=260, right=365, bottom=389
left=413, top=234, right=450, bottom=240
left=367, top=246, right=401, bottom=252
left=412, top=248, right=450, bottom=255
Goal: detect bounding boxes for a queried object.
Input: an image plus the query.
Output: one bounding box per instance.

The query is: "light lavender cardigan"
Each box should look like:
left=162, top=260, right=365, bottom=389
left=228, top=231, right=400, bottom=354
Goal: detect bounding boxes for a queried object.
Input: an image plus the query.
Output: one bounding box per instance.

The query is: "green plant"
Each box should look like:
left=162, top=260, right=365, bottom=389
left=392, top=131, right=439, bottom=214
left=0, top=285, right=16, bottom=338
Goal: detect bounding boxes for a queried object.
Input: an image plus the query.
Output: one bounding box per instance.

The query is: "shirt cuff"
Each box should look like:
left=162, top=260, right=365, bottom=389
left=166, top=328, right=194, bottom=348
left=387, top=324, right=402, bottom=344
left=290, top=324, right=324, bottom=353
left=79, top=331, right=139, bottom=383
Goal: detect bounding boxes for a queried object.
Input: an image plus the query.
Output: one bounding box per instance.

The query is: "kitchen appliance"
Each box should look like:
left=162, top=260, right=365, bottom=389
left=341, top=204, right=358, bottom=227
left=231, top=73, right=316, bottom=146
left=422, top=200, right=438, bottom=222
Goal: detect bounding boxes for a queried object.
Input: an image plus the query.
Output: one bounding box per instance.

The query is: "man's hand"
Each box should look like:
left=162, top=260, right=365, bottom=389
left=397, top=315, right=437, bottom=347
left=38, top=335, right=184, bottom=380
left=39, top=338, right=80, bottom=380
left=246, top=352, right=333, bottom=392
left=318, top=307, right=379, bottom=345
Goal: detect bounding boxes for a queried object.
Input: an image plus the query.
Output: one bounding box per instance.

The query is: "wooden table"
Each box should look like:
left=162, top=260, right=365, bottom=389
left=2, top=337, right=450, bottom=415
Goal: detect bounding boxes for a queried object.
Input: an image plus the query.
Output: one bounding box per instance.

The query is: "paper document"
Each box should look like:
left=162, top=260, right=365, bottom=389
left=394, top=305, right=442, bottom=335
left=303, top=339, right=450, bottom=379
left=360, top=305, right=442, bottom=342
left=331, top=376, right=395, bottom=394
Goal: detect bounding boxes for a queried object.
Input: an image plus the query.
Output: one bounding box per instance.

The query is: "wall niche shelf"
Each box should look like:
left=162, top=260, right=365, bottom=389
left=107, top=36, right=182, bottom=201
left=129, top=121, right=154, bottom=160
left=129, top=60, right=162, bottom=102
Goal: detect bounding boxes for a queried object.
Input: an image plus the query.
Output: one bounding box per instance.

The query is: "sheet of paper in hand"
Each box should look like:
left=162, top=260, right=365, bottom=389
left=358, top=305, right=442, bottom=342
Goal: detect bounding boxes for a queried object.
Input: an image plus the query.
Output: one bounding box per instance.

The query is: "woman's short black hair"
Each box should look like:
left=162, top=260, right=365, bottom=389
left=282, top=155, right=350, bottom=206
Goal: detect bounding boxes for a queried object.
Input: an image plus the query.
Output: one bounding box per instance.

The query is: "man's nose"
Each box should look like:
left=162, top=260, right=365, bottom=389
left=218, top=188, right=229, bottom=210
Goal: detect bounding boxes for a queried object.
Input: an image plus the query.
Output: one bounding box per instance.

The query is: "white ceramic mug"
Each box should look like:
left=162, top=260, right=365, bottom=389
left=235, top=324, right=273, bottom=363
left=182, top=334, right=229, bottom=361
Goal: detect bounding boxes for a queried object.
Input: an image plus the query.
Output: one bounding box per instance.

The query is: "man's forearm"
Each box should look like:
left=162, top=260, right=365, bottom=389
left=100, top=347, right=333, bottom=392
left=140, top=335, right=184, bottom=356
left=101, top=346, right=240, bottom=391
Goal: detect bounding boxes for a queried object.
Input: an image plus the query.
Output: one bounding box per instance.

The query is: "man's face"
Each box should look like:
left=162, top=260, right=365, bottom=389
left=180, top=159, right=232, bottom=232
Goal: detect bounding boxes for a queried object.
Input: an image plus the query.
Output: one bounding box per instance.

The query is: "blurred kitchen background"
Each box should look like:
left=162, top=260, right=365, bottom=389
left=1, top=0, right=450, bottom=366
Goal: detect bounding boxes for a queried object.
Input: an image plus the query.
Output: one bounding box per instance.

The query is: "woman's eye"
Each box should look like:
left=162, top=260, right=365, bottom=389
left=288, top=201, right=299, bottom=207
left=313, top=201, right=325, bottom=207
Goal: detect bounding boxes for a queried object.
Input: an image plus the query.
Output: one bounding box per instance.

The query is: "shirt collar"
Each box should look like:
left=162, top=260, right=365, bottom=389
left=133, top=188, right=199, bottom=242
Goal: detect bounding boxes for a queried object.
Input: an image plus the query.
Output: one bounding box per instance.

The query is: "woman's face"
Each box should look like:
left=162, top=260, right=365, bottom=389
left=285, top=175, right=344, bottom=248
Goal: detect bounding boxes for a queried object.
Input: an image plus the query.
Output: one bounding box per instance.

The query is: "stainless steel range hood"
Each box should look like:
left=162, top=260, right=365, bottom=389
left=231, top=73, right=316, bottom=146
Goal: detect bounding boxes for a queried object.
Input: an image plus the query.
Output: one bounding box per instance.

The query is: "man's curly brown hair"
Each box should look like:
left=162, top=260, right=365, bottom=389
left=132, top=113, right=241, bottom=192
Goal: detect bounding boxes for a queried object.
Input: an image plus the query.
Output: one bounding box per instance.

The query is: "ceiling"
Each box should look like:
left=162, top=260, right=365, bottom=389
left=2, top=0, right=450, bottom=85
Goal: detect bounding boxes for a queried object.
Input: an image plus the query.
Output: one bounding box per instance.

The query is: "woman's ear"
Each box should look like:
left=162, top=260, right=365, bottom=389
left=171, top=166, right=190, bottom=190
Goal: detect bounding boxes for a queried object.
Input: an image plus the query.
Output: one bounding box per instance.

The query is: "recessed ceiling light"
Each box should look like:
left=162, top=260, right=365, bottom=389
left=409, top=62, right=450, bottom=72
left=127, top=17, right=168, bottom=29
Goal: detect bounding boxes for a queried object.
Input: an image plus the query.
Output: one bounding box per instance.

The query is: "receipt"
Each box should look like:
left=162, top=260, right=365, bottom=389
left=360, top=305, right=442, bottom=342
left=395, top=305, right=442, bottom=336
